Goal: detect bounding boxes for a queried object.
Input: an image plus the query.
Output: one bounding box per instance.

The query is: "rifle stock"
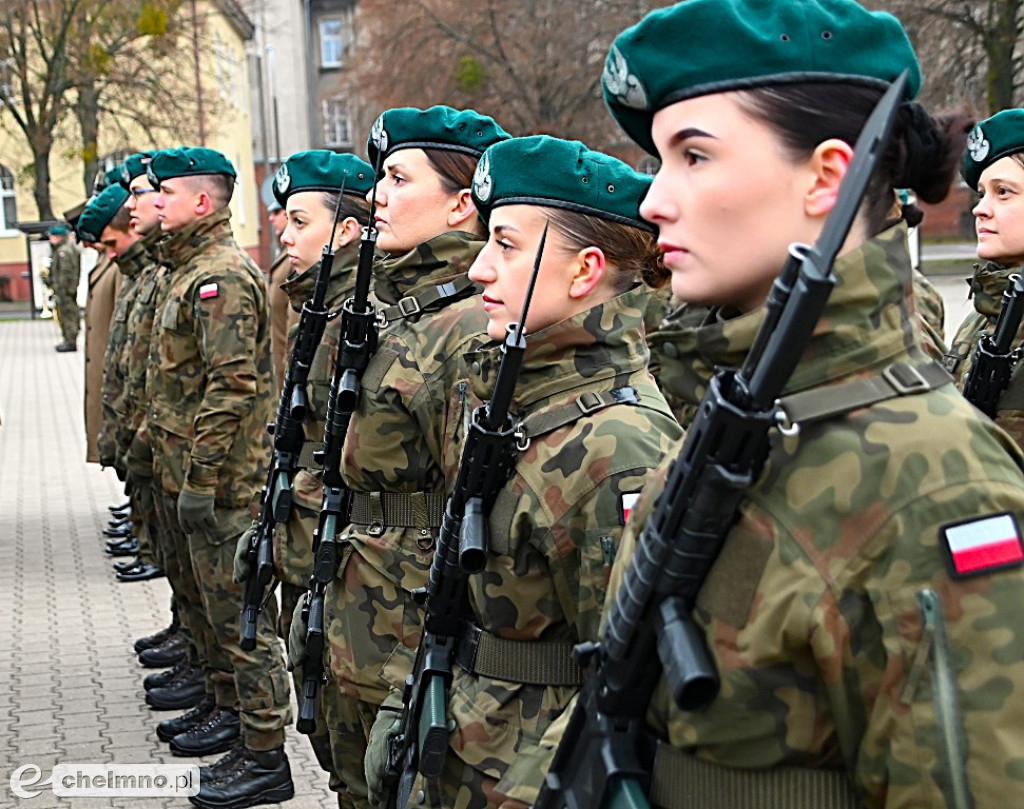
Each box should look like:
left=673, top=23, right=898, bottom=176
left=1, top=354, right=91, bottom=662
left=536, top=72, right=907, bottom=809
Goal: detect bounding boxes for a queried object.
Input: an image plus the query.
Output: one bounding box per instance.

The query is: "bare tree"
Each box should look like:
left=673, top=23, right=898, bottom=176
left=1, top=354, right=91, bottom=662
left=344, top=0, right=674, bottom=155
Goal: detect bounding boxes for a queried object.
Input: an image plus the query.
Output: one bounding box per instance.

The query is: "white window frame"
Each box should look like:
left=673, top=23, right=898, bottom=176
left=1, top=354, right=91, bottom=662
left=322, top=98, right=351, bottom=148
left=319, top=18, right=346, bottom=68
left=0, top=164, right=18, bottom=236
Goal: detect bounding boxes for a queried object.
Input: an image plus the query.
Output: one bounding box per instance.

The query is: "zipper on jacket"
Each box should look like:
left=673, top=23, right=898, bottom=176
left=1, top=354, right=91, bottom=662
left=916, top=588, right=973, bottom=809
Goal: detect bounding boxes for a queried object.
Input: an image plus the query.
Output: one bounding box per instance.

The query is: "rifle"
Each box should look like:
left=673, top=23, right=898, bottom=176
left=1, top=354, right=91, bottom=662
left=240, top=181, right=348, bottom=651
left=536, top=72, right=907, bottom=809
left=297, top=156, right=384, bottom=734
left=962, top=273, right=1024, bottom=418
left=382, top=224, right=549, bottom=809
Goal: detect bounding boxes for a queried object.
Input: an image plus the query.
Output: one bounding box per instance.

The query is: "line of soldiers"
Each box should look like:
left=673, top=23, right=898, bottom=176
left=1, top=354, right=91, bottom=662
left=70, top=1, right=1024, bottom=808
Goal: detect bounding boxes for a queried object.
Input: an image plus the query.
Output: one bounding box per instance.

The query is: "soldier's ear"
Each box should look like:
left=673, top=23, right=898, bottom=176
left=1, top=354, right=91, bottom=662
left=568, top=246, right=606, bottom=300
left=335, top=217, right=361, bottom=248
left=804, top=138, right=853, bottom=219
left=447, top=189, right=478, bottom=229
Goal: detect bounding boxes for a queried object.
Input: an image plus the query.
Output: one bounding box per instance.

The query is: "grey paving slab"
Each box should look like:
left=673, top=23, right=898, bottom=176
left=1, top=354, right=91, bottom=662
left=0, top=321, right=334, bottom=809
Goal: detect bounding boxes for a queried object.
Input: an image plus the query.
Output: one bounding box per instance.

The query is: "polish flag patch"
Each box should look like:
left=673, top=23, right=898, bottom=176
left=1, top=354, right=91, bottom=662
left=941, top=513, right=1024, bottom=578
left=199, top=282, right=219, bottom=300
left=620, top=492, right=641, bottom=526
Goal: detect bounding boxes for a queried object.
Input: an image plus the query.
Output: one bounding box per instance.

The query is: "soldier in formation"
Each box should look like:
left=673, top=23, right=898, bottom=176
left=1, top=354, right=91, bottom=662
left=46, top=222, right=82, bottom=352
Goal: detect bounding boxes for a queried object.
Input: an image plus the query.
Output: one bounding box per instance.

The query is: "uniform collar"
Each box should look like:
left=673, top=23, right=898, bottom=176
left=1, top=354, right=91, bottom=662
left=157, top=208, right=234, bottom=266
left=372, top=231, right=484, bottom=305
left=968, top=261, right=1016, bottom=319
left=279, top=241, right=361, bottom=313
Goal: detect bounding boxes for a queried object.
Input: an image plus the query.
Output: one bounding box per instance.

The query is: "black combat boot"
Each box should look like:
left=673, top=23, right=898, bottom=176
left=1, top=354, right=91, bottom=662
left=138, top=633, right=187, bottom=668
left=144, top=659, right=189, bottom=691
left=156, top=697, right=216, bottom=742
left=188, top=746, right=294, bottom=809
left=146, top=666, right=206, bottom=710
left=169, top=707, right=240, bottom=757
left=197, top=739, right=246, bottom=784
left=135, top=619, right=179, bottom=653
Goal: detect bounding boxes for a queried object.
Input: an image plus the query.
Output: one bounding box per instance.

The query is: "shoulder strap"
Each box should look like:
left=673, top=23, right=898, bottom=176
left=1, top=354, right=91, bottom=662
left=777, top=360, right=950, bottom=430
left=519, top=385, right=653, bottom=445
left=378, top=275, right=476, bottom=325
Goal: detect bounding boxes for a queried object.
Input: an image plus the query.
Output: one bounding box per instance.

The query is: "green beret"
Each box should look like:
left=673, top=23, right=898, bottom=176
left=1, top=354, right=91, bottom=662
left=147, top=146, right=236, bottom=186
left=604, top=0, right=921, bottom=155
left=93, top=165, right=124, bottom=194
left=962, top=110, right=1024, bottom=189
left=119, top=151, right=156, bottom=189
left=366, top=105, right=511, bottom=170
left=48, top=223, right=71, bottom=236
left=77, top=184, right=130, bottom=243
left=273, top=150, right=374, bottom=207
left=472, top=135, right=654, bottom=233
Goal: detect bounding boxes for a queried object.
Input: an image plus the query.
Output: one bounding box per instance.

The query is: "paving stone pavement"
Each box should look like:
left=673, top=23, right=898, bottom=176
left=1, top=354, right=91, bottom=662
left=0, top=320, right=336, bottom=809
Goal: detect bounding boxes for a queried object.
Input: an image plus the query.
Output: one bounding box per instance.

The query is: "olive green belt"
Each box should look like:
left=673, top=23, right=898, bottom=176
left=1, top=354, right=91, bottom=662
left=455, top=625, right=585, bottom=687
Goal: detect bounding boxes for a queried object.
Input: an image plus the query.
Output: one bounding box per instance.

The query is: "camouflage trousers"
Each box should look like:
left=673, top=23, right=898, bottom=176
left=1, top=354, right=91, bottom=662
left=187, top=501, right=292, bottom=750
left=288, top=595, right=374, bottom=809
left=275, top=500, right=319, bottom=641
left=154, top=488, right=220, bottom=688
left=52, top=292, right=79, bottom=343
left=408, top=759, right=506, bottom=809
left=131, top=478, right=162, bottom=569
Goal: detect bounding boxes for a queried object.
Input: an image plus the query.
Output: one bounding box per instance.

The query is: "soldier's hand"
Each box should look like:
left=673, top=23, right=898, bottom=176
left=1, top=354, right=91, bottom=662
left=177, top=489, right=217, bottom=536
left=233, top=524, right=257, bottom=583
left=124, top=436, right=154, bottom=480
left=365, top=695, right=404, bottom=808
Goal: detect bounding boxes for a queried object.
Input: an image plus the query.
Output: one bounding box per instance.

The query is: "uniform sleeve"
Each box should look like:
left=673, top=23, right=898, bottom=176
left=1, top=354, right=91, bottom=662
left=184, top=272, right=263, bottom=495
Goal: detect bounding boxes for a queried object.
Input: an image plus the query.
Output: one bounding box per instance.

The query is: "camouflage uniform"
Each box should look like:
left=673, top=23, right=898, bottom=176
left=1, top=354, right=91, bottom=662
left=270, top=244, right=363, bottom=800
left=144, top=208, right=290, bottom=749
left=320, top=231, right=488, bottom=807
left=607, top=225, right=1024, bottom=808
left=50, top=239, right=81, bottom=344
left=403, top=285, right=681, bottom=809
left=944, top=261, right=1024, bottom=448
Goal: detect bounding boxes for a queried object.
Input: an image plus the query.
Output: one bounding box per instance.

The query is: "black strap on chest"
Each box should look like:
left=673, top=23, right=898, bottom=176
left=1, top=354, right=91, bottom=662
left=775, top=360, right=950, bottom=430
left=378, top=276, right=476, bottom=326
left=517, top=385, right=642, bottom=445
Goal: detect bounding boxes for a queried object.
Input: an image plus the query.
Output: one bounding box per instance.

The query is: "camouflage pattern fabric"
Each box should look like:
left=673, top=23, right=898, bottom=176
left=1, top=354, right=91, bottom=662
left=143, top=208, right=273, bottom=505
left=50, top=240, right=81, bottom=343
left=412, top=285, right=683, bottom=808
left=912, top=267, right=948, bottom=360
left=326, top=231, right=489, bottom=705
left=605, top=225, right=1024, bottom=809
left=143, top=208, right=290, bottom=748
left=945, top=261, right=1024, bottom=448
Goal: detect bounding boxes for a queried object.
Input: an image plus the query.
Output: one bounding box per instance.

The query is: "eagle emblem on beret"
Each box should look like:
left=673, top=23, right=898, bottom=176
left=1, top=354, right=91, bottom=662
left=967, top=124, right=990, bottom=163
left=146, top=164, right=160, bottom=188
left=121, top=164, right=132, bottom=184
left=274, top=163, right=290, bottom=194
left=603, top=46, right=648, bottom=110
left=473, top=151, right=492, bottom=202
left=370, top=114, right=389, bottom=153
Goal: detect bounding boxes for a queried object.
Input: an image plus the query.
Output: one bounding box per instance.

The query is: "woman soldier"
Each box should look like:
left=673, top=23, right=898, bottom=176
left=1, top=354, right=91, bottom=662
left=587, top=1, right=1024, bottom=807
left=945, top=109, right=1024, bottom=448
left=226, top=149, right=375, bottom=804
left=367, top=135, right=684, bottom=808
left=317, top=106, right=510, bottom=809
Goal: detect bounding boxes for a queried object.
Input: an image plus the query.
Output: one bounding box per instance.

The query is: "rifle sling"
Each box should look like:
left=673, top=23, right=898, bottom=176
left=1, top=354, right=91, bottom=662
left=777, top=360, right=950, bottom=427
left=378, top=276, right=477, bottom=325
left=348, top=490, right=445, bottom=530
left=455, top=624, right=585, bottom=686
left=519, top=386, right=642, bottom=441
left=649, top=742, right=859, bottom=809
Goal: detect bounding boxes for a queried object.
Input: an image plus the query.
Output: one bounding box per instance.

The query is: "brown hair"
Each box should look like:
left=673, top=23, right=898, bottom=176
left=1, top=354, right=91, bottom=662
left=422, top=147, right=486, bottom=236
left=109, top=205, right=133, bottom=232
left=317, top=191, right=371, bottom=224
left=544, top=207, right=670, bottom=292
left=735, top=82, right=973, bottom=235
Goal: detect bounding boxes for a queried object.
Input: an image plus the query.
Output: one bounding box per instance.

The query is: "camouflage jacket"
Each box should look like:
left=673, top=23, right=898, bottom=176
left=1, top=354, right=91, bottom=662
left=328, top=231, right=488, bottom=703
left=97, top=241, right=148, bottom=464
left=443, top=285, right=683, bottom=805
left=272, top=243, right=361, bottom=581
left=49, top=241, right=81, bottom=296
left=649, top=226, right=948, bottom=426
left=143, top=209, right=273, bottom=506
left=118, top=231, right=170, bottom=448
left=607, top=225, right=1024, bottom=809
left=945, top=261, right=1024, bottom=448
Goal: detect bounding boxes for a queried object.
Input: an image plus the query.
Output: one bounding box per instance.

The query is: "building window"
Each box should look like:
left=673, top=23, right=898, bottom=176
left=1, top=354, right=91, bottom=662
left=323, top=98, right=351, bottom=147
left=0, top=164, right=17, bottom=233
left=320, top=18, right=347, bottom=68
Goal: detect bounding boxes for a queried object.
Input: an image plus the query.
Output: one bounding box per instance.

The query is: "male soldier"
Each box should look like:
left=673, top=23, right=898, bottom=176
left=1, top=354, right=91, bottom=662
left=266, top=198, right=291, bottom=389
left=138, top=146, right=293, bottom=809
left=48, top=223, right=82, bottom=351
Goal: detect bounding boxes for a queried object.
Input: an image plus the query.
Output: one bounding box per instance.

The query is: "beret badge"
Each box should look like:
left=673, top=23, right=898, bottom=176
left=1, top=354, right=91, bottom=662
left=473, top=151, right=493, bottom=203
left=370, top=115, right=389, bottom=153
left=967, top=125, right=991, bottom=163
left=275, top=163, right=290, bottom=195
left=602, top=46, right=648, bottom=111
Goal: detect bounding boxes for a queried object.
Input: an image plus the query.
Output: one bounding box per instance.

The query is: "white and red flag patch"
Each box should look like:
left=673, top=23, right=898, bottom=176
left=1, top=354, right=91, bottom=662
left=941, top=513, right=1024, bottom=578
left=199, top=282, right=219, bottom=300
left=620, top=492, right=641, bottom=526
